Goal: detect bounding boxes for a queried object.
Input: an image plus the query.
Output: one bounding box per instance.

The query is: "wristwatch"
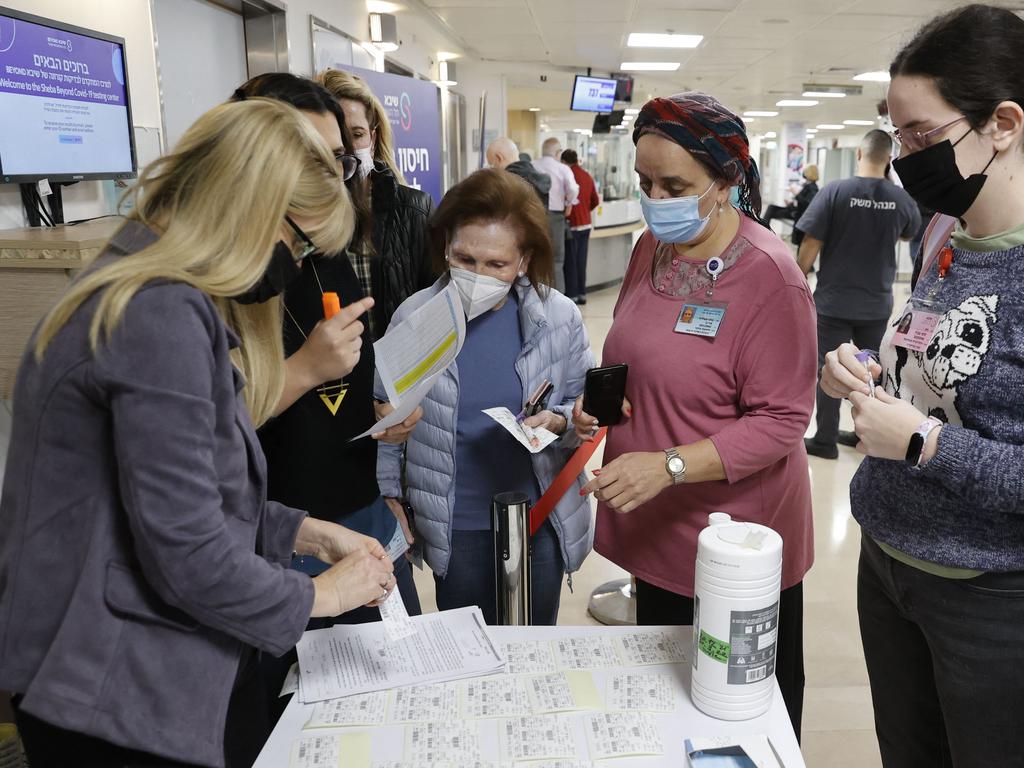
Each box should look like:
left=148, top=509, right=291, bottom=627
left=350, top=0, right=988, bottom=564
left=905, top=417, right=943, bottom=467
left=664, top=448, right=686, bottom=485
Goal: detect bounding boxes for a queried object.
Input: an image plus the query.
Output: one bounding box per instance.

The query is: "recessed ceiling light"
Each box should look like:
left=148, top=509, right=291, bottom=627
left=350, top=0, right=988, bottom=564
left=765, top=141, right=778, bottom=149
left=744, top=110, right=778, bottom=117
left=802, top=91, right=846, bottom=98
left=806, top=129, right=818, bottom=133
left=624, top=108, right=640, bottom=115
left=816, top=124, right=845, bottom=130
left=764, top=131, right=777, bottom=138
left=528, top=107, right=541, bottom=112
left=627, top=33, right=703, bottom=48
left=620, top=62, right=681, bottom=71
left=843, top=119, right=875, bottom=126
left=776, top=99, right=819, bottom=107
left=853, top=71, right=891, bottom=82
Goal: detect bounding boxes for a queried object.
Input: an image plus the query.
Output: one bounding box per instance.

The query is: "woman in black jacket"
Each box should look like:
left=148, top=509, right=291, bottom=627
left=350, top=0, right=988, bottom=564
left=316, top=68, right=434, bottom=339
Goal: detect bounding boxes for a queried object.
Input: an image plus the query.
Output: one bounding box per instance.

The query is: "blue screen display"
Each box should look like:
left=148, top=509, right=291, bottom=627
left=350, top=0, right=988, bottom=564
left=570, top=76, right=617, bottom=113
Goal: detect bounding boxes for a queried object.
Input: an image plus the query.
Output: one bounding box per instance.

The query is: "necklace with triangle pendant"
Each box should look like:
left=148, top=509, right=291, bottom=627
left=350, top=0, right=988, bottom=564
left=317, top=381, right=349, bottom=416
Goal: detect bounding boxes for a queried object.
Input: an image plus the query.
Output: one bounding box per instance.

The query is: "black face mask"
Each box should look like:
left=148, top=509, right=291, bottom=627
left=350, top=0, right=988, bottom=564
left=232, top=217, right=316, bottom=304
left=893, top=131, right=998, bottom=219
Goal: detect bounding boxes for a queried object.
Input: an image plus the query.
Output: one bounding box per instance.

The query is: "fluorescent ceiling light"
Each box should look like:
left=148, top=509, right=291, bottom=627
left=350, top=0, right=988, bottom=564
left=620, top=62, right=681, bottom=71
left=437, top=51, right=461, bottom=61
left=806, top=129, right=818, bottom=133
left=624, top=108, right=640, bottom=115
left=744, top=117, right=756, bottom=122
left=744, top=110, right=778, bottom=117
left=853, top=71, right=891, bottom=82
left=843, top=119, right=875, bottom=126
left=627, top=32, right=703, bottom=48
left=776, top=99, right=818, bottom=107
left=367, top=1, right=403, bottom=12
left=528, top=107, right=541, bottom=112
left=764, top=131, right=777, bottom=138
left=802, top=91, right=846, bottom=98
left=765, top=141, right=778, bottom=149
left=816, top=124, right=845, bottom=130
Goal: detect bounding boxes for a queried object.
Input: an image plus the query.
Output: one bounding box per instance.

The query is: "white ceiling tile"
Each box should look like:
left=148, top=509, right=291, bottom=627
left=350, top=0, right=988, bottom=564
left=530, top=0, right=632, bottom=23
left=425, top=0, right=526, bottom=6
left=636, top=0, right=742, bottom=11
left=434, top=6, right=538, bottom=35
left=627, top=9, right=730, bottom=35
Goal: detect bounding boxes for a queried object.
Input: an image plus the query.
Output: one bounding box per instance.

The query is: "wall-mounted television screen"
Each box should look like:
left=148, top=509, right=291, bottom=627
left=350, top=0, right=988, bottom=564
left=570, top=75, right=617, bottom=113
left=592, top=110, right=625, bottom=134
left=0, top=5, right=137, bottom=183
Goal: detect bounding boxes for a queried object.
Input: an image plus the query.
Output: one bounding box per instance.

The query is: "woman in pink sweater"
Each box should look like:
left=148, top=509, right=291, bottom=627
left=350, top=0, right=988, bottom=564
left=576, top=92, right=816, bottom=736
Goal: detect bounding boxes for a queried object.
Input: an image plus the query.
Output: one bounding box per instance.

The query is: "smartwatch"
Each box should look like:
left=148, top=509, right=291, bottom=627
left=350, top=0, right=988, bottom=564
left=905, top=417, right=942, bottom=467
left=664, top=448, right=686, bottom=485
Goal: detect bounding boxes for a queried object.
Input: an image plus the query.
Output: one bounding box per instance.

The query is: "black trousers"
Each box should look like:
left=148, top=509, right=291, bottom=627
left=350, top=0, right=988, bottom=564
left=812, top=313, right=889, bottom=447
left=859, top=536, right=1024, bottom=767
left=635, top=578, right=805, bottom=741
left=12, top=650, right=266, bottom=768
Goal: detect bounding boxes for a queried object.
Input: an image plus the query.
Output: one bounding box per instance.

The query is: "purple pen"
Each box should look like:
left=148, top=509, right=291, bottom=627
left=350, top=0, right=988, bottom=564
left=855, top=350, right=875, bottom=398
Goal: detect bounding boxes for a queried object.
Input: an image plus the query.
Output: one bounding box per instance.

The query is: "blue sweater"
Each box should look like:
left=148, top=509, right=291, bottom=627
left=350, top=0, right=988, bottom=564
left=852, top=226, right=1024, bottom=571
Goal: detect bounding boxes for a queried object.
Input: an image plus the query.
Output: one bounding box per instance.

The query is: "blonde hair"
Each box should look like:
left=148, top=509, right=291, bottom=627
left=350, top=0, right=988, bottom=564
left=35, top=98, right=354, bottom=426
left=315, top=68, right=406, bottom=183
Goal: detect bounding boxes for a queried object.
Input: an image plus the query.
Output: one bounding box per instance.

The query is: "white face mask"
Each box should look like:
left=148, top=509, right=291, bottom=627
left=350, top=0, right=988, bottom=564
left=449, top=263, right=520, bottom=320
left=354, top=146, right=374, bottom=179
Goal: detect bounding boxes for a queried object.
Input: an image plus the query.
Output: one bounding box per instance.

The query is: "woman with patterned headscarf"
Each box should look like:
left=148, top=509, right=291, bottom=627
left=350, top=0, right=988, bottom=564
left=575, top=92, right=816, bottom=736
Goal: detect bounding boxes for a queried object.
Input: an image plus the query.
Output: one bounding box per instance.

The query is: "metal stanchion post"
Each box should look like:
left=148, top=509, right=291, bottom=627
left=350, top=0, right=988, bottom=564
left=587, top=577, right=637, bottom=626
left=492, top=491, right=532, bottom=626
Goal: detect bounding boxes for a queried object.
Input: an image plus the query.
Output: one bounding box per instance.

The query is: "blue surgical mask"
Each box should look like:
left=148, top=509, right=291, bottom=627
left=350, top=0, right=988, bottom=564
left=728, top=186, right=741, bottom=207
left=640, top=180, right=718, bottom=244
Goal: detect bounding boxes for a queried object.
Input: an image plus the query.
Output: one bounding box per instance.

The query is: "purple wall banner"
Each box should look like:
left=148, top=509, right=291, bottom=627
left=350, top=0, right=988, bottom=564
left=338, top=65, right=442, bottom=204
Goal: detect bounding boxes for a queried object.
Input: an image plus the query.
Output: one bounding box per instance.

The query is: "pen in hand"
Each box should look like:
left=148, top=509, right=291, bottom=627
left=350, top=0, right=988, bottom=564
left=855, top=350, right=875, bottom=398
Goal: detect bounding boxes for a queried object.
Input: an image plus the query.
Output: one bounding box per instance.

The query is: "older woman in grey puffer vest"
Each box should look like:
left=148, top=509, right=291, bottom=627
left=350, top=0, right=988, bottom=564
left=377, top=276, right=595, bottom=620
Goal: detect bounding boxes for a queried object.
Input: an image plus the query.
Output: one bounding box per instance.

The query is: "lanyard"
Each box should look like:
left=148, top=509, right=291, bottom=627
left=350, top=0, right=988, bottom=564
left=922, top=243, right=954, bottom=305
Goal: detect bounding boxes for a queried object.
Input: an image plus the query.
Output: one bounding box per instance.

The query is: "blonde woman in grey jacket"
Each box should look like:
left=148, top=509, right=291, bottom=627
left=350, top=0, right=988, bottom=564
left=377, top=169, right=595, bottom=624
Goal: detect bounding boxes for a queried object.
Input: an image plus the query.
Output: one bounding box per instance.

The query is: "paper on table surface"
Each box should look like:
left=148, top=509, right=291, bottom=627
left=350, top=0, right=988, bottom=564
left=498, top=715, right=576, bottom=763
left=404, top=722, right=481, bottom=763
left=499, top=639, right=558, bottom=675
left=289, top=733, right=370, bottom=768
left=296, top=606, right=504, bottom=703
left=684, top=735, right=784, bottom=768
left=526, top=671, right=602, bottom=713
left=583, top=711, right=664, bottom=760
left=553, top=636, right=621, bottom=670
left=279, top=662, right=300, bottom=698
left=461, top=675, right=532, bottom=719
left=606, top=672, right=677, bottom=713
left=379, top=585, right=417, bottom=643
left=482, top=407, right=559, bottom=453
left=304, top=693, right=388, bottom=728
left=376, top=281, right=466, bottom=407
left=389, top=683, right=459, bottom=723
left=616, top=629, right=689, bottom=666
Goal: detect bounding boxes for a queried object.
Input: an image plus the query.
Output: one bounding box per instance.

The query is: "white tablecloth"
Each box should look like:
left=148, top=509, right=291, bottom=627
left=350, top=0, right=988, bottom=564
left=254, top=624, right=805, bottom=767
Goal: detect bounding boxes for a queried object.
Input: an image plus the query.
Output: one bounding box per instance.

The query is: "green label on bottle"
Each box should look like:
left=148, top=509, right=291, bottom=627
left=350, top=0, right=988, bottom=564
left=698, top=629, right=731, bottom=664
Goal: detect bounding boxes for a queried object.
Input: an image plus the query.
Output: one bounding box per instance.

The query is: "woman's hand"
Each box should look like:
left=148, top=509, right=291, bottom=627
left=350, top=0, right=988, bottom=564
left=849, top=388, right=936, bottom=461
left=295, top=517, right=387, bottom=565
left=384, top=497, right=415, bottom=547
left=572, top=395, right=632, bottom=442
left=372, top=402, right=423, bottom=443
left=521, top=409, right=567, bottom=447
left=311, top=551, right=395, bottom=617
left=820, top=342, right=883, bottom=400
left=291, top=297, right=374, bottom=386
left=580, top=450, right=670, bottom=514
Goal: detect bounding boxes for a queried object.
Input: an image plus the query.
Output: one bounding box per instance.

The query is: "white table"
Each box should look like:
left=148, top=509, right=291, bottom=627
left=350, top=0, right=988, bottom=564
left=255, top=624, right=805, bottom=767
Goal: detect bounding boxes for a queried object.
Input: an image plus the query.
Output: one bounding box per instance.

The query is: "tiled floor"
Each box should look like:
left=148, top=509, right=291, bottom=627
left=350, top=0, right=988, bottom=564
left=410, top=279, right=916, bottom=768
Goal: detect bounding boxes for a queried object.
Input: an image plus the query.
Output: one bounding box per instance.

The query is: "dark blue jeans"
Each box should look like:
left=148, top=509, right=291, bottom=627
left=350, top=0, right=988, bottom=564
left=564, top=229, right=591, bottom=301
left=435, top=519, right=564, bottom=625
left=859, top=535, right=1024, bottom=767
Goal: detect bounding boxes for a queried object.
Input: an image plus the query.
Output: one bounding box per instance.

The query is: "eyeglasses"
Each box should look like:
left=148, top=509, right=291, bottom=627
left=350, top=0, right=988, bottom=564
left=891, top=116, right=967, bottom=153
left=334, top=152, right=360, bottom=181
left=285, top=215, right=317, bottom=261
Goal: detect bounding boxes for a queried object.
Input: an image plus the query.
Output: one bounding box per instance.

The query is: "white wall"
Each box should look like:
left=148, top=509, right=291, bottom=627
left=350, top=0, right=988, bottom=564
left=0, top=0, right=161, bottom=229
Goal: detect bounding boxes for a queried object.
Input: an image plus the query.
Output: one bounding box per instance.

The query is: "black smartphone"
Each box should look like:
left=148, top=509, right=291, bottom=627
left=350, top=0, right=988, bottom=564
left=583, top=364, right=628, bottom=426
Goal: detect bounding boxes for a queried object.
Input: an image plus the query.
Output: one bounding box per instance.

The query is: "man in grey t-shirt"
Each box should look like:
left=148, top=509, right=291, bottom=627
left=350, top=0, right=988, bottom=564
left=796, top=130, right=920, bottom=459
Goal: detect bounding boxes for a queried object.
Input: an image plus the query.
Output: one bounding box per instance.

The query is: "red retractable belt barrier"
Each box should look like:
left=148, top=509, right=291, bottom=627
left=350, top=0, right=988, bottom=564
left=530, top=427, right=607, bottom=535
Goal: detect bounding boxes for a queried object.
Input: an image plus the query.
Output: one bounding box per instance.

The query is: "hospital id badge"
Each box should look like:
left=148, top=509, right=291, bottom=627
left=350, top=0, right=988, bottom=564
left=674, top=302, right=727, bottom=338
left=892, top=301, right=942, bottom=353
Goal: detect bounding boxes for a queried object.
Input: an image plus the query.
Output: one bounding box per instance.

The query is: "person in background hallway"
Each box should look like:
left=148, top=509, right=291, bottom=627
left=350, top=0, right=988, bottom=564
left=230, top=74, right=422, bottom=726
left=315, top=69, right=434, bottom=340
left=486, top=136, right=551, bottom=205
left=798, top=130, right=919, bottom=460
left=534, top=137, right=580, bottom=293
left=574, top=92, right=816, bottom=738
left=763, top=164, right=820, bottom=242
left=0, top=99, right=396, bottom=768
left=820, top=5, right=1024, bottom=766
left=377, top=169, right=594, bottom=626
left=561, top=148, right=600, bottom=305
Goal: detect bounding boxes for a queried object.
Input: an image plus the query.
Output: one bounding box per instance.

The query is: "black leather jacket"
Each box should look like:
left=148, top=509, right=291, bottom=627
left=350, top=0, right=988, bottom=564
left=369, top=164, right=435, bottom=335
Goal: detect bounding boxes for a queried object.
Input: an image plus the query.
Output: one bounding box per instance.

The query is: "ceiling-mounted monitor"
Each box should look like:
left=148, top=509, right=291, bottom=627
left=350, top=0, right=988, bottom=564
left=570, top=75, right=617, bottom=113
left=612, top=73, right=633, bottom=103
left=0, top=5, right=137, bottom=183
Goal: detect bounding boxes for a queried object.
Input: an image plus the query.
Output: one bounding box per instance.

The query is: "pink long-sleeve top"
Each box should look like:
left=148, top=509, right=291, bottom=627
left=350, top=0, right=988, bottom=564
left=594, top=216, right=816, bottom=596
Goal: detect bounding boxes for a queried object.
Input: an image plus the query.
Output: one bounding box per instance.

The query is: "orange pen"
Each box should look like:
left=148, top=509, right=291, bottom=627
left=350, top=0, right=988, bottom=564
left=322, top=292, right=341, bottom=319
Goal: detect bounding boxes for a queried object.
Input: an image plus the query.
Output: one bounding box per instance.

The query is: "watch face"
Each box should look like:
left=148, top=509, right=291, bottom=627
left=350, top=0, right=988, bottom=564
left=668, top=456, right=685, bottom=474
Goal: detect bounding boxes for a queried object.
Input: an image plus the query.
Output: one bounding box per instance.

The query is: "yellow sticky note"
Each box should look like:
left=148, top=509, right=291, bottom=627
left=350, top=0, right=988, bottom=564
left=565, top=670, right=602, bottom=709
